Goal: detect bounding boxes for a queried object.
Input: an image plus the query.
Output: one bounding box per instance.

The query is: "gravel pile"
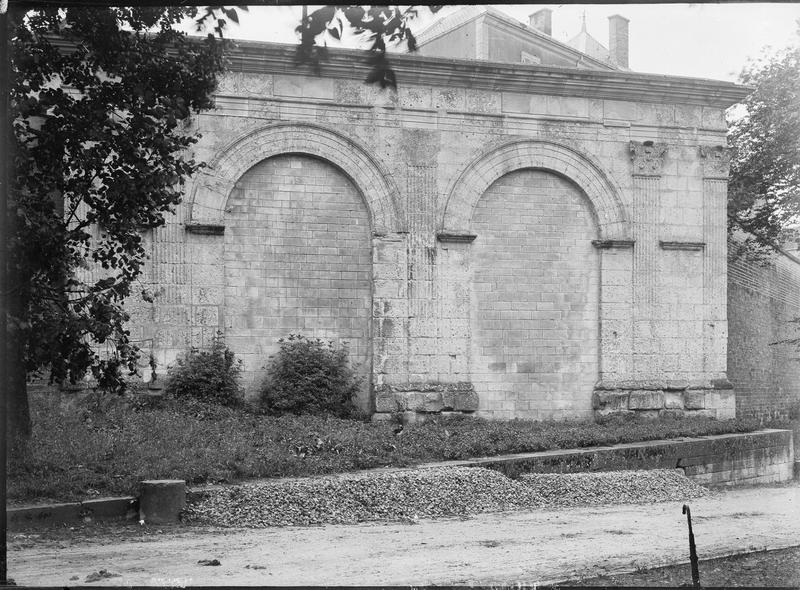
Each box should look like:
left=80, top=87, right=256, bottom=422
left=520, top=469, right=710, bottom=507
left=183, top=467, right=709, bottom=528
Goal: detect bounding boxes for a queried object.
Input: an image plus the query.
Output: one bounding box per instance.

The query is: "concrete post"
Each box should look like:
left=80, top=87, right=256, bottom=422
left=139, top=480, right=186, bottom=524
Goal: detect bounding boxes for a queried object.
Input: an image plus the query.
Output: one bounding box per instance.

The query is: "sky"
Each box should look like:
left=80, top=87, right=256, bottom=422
left=210, top=3, right=800, bottom=82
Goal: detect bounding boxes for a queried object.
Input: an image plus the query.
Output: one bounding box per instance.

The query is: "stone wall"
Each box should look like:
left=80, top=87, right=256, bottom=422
left=126, top=43, right=745, bottom=420
left=728, top=246, right=800, bottom=421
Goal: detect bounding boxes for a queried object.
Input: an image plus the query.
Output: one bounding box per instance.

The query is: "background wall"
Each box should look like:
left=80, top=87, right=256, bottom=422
left=728, top=242, right=800, bottom=420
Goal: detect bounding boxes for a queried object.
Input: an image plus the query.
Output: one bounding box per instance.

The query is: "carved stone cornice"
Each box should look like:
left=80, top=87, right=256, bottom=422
left=46, top=36, right=749, bottom=109
left=699, top=145, right=732, bottom=180
left=591, top=239, right=635, bottom=249
left=659, top=241, right=705, bottom=251
left=437, top=232, right=477, bottom=243
left=185, top=221, right=225, bottom=235
left=629, top=141, right=667, bottom=177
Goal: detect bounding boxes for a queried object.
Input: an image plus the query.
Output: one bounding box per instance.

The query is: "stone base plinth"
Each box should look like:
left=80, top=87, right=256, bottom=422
left=374, top=382, right=479, bottom=415
left=593, top=383, right=735, bottom=419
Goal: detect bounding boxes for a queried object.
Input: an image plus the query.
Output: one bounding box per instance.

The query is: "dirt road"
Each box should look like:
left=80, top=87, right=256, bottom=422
left=8, top=483, right=800, bottom=586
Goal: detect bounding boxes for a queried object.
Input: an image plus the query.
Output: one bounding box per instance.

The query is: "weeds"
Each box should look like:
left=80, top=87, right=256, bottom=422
left=7, top=390, right=770, bottom=503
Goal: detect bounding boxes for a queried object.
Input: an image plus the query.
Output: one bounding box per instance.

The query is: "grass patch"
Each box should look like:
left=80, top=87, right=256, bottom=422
left=7, top=390, right=772, bottom=504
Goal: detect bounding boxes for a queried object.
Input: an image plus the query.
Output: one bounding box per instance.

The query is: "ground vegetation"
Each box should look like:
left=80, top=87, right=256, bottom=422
left=7, top=390, right=768, bottom=504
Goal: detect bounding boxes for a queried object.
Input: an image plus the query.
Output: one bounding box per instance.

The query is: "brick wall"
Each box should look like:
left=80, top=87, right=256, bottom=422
left=223, top=155, right=373, bottom=402
left=471, top=169, right=599, bottom=420
left=728, top=249, right=800, bottom=420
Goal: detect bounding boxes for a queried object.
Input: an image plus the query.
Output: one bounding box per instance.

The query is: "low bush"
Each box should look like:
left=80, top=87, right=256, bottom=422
left=163, top=335, right=243, bottom=407
left=259, top=334, right=362, bottom=418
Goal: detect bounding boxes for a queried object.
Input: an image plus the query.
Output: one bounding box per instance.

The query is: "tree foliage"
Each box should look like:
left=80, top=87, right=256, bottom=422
left=295, top=5, right=442, bottom=88
left=7, top=7, right=234, bottom=435
left=728, top=35, right=800, bottom=254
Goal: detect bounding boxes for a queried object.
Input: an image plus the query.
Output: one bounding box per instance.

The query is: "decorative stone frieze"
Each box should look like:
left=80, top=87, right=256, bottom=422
left=215, top=72, right=274, bottom=97
left=699, top=144, right=732, bottom=179
left=629, top=141, right=667, bottom=176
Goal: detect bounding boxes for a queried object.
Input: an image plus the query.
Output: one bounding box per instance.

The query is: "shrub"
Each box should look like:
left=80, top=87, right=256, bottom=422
left=259, top=334, right=363, bottom=417
left=164, top=335, right=243, bottom=407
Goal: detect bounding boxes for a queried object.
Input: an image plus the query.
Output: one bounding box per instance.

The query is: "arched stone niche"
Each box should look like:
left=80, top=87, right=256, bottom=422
left=440, top=138, right=631, bottom=241
left=182, top=123, right=406, bottom=406
left=435, top=139, right=635, bottom=419
left=187, top=122, right=405, bottom=235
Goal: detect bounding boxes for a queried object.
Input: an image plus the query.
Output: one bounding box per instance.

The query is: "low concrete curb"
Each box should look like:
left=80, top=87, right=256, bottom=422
left=7, top=496, right=137, bottom=529
left=421, top=428, right=795, bottom=486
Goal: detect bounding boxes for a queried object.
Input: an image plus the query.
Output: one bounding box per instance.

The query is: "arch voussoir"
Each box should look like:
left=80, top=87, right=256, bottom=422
left=189, top=122, right=404, bottom=234
left=441, top=139, right=631, bottom=240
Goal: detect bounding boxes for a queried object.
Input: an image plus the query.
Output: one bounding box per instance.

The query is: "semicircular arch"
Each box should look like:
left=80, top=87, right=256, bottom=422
left=441, top=139, right=631, bottom=240
left=188, top=122, right=404, bottom=234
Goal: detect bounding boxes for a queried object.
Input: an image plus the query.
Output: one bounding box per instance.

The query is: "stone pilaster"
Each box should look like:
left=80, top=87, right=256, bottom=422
left=700, top=145, right=732, bottom=384
left=630, top=141, right=667, bottom=381
left=593, top=239, right=635, bottom=384
left=149, top=211, right=191, bottom=368
left=406, top=164, right=438, bottom=382
left=372, top=233, right=410, bottom=389
left=373, top=231, right=477, bottom=415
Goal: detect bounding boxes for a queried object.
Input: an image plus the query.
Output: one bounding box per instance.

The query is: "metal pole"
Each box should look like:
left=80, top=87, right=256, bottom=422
left=683, top=504, right=701, bottom=588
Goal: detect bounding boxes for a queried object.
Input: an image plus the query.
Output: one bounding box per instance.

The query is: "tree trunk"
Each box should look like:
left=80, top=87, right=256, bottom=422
left=8, top=341, right=31, bottom=443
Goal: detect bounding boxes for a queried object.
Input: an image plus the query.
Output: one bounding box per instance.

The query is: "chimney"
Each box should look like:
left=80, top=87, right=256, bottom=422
left=529, top=8, right=552, bottom=36
left=608, top=14, right=629, bottom=68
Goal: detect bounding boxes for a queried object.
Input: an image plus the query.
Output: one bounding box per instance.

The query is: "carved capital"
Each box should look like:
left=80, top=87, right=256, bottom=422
left=699, top=145, right=731, bottom=179
left=629, top=141, right=667, bottom=177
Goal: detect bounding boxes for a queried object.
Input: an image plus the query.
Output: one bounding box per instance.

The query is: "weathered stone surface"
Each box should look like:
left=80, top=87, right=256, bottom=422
left=706, top=390, right=736, bottom=419
left=592, top=390, right=630, bottom=411
left=441, top=383, right=479, bottom=411
left=628, top=390, right=665, bottom=410
left=401, top=411, right=428, bottom=425
left=664, top=391, right=684, bottom=410
left=684, top=390, right=706, bottom=410
left=374, top=391, right=400, bottom=413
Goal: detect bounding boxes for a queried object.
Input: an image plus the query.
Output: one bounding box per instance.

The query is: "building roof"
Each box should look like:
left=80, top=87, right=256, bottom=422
left=566, top=20, right=610, bottom=63
left=415, top=5, right=616, bottom=71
